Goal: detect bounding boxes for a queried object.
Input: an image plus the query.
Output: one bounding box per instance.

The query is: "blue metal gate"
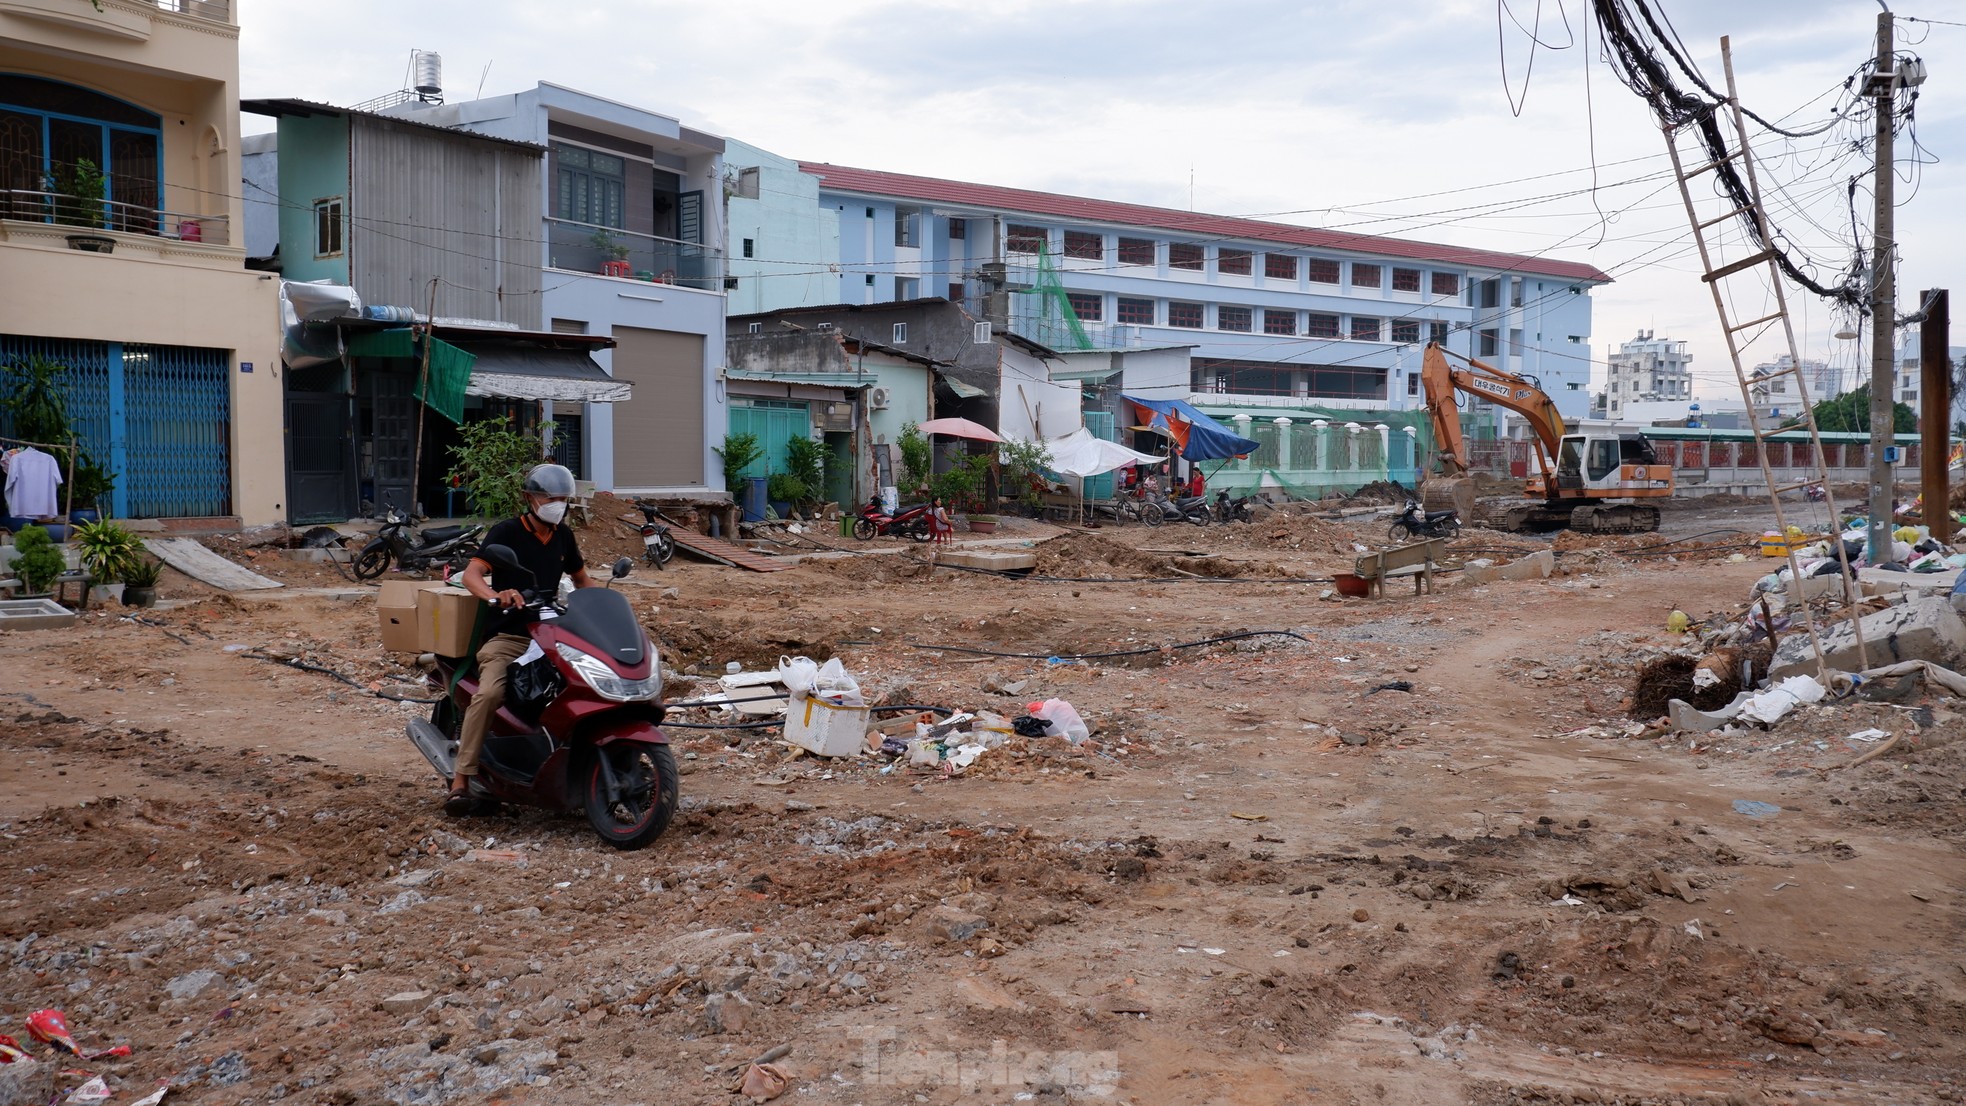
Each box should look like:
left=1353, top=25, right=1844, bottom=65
left=1, top=335, right=231, bottom=518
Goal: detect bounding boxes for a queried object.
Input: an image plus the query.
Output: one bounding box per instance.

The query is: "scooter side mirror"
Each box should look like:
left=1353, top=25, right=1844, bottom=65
left=611, top=556, right=633, bottom=580
left=479, top=543, right=527, bottom=577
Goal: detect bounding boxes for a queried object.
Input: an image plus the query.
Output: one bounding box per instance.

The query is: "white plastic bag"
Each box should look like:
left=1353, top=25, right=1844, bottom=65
left=812, top=657, right=864, bottom=706
left=777, top=655, right=821, bottom=695
left=1027, top=698, right=1090, bottom=744
left=1737, top=675, right=1826, bottom=726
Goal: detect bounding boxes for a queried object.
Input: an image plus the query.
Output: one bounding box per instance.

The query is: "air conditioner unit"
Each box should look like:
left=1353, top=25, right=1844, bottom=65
left=816, top=322, right=835, bottom=331
left=869, top=386, right=892, bottom=410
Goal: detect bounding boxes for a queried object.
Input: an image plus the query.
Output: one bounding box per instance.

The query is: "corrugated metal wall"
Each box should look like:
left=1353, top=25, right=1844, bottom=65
left=349, top=118, right=543, bottom=329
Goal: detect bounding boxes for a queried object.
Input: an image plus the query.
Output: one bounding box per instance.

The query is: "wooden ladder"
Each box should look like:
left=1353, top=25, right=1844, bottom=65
left=1656, top=38, right=1867, bottom=679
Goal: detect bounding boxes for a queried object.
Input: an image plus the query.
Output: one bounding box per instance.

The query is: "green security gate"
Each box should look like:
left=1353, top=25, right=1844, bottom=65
left=727, top=400, right=812, bottom=479
left=1, top=335, right=232, bottom=518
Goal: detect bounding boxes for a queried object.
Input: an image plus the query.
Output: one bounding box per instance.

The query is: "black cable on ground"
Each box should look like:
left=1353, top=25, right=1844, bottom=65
left=928, top=559, right=1337, bottom=585
left=904, top=629, right=1311, bottom=662
left=241, top=649, right=441, bottom=703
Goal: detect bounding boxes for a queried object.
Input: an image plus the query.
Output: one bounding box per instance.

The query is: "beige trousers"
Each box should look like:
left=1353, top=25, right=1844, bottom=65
left=456, top=633, right=531, bottom=777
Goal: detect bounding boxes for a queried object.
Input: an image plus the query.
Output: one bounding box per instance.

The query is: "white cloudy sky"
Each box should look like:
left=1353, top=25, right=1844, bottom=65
left=239, top=0, right=1965, bottom=402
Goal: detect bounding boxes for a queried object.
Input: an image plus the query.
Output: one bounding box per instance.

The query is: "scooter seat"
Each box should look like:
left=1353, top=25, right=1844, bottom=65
left=421, top=525, right=467, bottom=543
left=1423, top=510, right=1457, bottom=522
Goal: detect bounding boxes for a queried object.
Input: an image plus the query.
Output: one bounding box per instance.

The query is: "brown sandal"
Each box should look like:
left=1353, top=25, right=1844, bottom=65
left=443, top=786, right=475, bottom=817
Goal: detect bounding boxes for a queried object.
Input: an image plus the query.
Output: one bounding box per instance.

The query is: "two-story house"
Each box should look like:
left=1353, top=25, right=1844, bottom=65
left=1, top=0, right=280, bottom=524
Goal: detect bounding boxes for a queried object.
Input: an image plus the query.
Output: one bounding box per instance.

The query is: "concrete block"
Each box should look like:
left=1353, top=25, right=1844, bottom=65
left=0, top=597, right=77, bottom=630
left=1462, top=549, right=1554, bottom=585
left=1858, top=568, right=1959, bottom=600
left=936, top=549, right=1037, bottom=572
left=1769, top=596, right=1966, bottom=679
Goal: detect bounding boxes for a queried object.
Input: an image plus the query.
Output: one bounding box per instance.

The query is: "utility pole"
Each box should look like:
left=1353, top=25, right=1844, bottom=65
left=1920, top=289, right=1952, bottom=543
left=1865, top=9, right=1897, bottom=566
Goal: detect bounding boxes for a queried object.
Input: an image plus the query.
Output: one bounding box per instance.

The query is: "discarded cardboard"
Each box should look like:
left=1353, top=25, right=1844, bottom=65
left=1768, top=596, right=1966, bottom=679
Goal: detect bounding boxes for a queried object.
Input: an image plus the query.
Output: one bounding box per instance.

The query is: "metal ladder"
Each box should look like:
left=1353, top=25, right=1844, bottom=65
left=1656, top=37, right=1867, bottom=679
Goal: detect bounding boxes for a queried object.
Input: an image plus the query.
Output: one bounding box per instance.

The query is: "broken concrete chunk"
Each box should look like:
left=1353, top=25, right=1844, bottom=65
left=377, top=990, right=434, bottom=1016
left=703, top=991, right=753, bottom=1034
left=924, top=906, right=989, bottom=943
left=1462, top=549, right=1555, bottom=585
left=1768, top=596, right=1966, bottom=679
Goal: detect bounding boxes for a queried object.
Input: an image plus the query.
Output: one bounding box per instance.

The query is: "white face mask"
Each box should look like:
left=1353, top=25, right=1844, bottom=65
left=532, top=500, right=568, bottom=525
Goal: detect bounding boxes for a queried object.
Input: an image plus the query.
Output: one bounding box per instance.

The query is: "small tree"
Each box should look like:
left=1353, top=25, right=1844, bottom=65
left=49, top=158, right=107, bottom=229
left=783, top=434, right=827, bottom=508
left=930, top=453, right=992, bottom=511
left=714, top=431, right=765, bottom=492
left=1811, top=384, right=1916, bottom=434
left=897, top=422, right=932, bottom=494
left=445, top=416, right=549, bottom=521
left=998, top=439, right=1054, bottom=511
left=11, top=525, right=67, bottom=594
left=3, top=356, right=73, bottom=444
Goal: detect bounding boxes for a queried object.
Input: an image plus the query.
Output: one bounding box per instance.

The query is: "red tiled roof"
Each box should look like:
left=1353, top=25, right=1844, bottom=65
left=797, top=162, right=1612, bottom=284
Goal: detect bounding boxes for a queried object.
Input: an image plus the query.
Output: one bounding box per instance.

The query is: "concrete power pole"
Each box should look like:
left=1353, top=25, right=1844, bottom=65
left=1866, top=9, right=1897, bottom=566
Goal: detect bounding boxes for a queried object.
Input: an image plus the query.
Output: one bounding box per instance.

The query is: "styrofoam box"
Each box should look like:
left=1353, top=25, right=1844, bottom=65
left=784, top=695, right=869, bottom=757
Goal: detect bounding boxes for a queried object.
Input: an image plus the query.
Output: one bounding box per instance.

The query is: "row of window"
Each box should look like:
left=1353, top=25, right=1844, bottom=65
left=1063, top=291, right=1449, bottom=344
left=1005, top=223, right=1462, bottom=295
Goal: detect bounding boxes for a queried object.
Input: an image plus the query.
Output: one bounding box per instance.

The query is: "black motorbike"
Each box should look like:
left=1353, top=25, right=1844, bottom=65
left=353, top=501, right=484, bottom=580
left=1212, top=490, right=1255, bottom=524
left=1147, top=492, right=1211, bottom=527
left=634, top=500, right=677, bottom=570
left=1388, top=499, right=1461, bottom=541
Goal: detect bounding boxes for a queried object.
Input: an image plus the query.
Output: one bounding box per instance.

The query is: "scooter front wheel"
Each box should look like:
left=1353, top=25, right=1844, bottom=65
left=582, top=743, right=678, bottom=850
left=353, top=545, right=392, bottom=580
left=852, top=517, right=877, bottom=541
left=1388, top=521, right=1416, bottom=542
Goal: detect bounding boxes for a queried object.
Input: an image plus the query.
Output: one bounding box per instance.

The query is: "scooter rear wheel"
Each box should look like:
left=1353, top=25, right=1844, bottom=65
left=582, top=743, right=679, bottom=850
left=353, top=547, right=392, bottom=580
left=1388, top=521, right=1416, bottom=542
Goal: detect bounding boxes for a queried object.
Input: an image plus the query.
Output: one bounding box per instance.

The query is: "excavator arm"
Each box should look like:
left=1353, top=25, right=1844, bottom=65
left=1420, top=341, right=1567, bottom=484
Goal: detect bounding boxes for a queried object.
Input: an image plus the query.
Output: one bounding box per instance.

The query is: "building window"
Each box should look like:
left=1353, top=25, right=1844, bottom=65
left=1429, top=321, right=1448, bottom=344
left=1308, top=258, right=1340, bottom=284
left=1006, top=224, right=1047, bottom=254
left=554, top=143, right=625, bottom=227
left=1391, top=319, right=1420, bottom=344
left=1307, top=313, right=1340, bottom=338
left=892, top=322, right=908, bottom=344
left=1063, top=230, right=1102, bottom=260
left=865, top=274, right=876, bottom=286
left=1392, top=267, right=1421, bottom=293
left=1217, top=247, right=1252, bottom=276
left=1510, top=278, right=1524, bottom=308
left=1351, top=263, right=1382, bottom=289
left=741, top=237, right=754, bottom=258
left=949, top=283, right=965, bottom=301
left=1168, top=301, right=1204, bottom=328
left=0, top=76, right=167, bottom=235
left=1351, top=316, right=1382, bottom=342
left=1408, top=372, right=1420, bottom=396
left=1431, top=272, right=1459, bottom=297
left=949, top=219, right=966, bottom=239
left=1169, top=243, right=1204, bottom=271
left=1263, top=309, right=1296, bottom=336
left=746, top=321, right=762, bottom=334
left=895, top=207, right=920, bottom=248
left=1479, top=328, right=1498, bottom=357
left=895, top=277, right=919, bottom=300
left=1117, top=237, right=1155, bottom=266
left=1218, top=305, right=1253, bottom=333
left=1116, top=296, right=1155, bottom=325
left=313, top=198, right=343, bottom=258
left=1067, top=292, right=1103, bottom=322
left=1265, top=254, right=1298, bottom=280
left=1479, top=279, right=1501, bottom=309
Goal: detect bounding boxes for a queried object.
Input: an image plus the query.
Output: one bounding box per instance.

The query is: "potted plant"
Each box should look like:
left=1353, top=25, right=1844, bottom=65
left=10, top=525, right=68, bottom=598
left=73, top=518, right=142, bottom=602
left=120, top=556, right=163, bottom=608
left=49, top=158, right=114, bottom=251
left=69, top=453, right=116, bottom=522
left=964, top=512, right=1000, bottom=534
left=589, top=228, right=631, bottom=276
left=765, top=473, right=805, bottom=519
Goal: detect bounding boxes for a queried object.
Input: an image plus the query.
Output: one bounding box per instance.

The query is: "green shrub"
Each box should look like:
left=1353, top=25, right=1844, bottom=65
left=123, top=557, right=163, bottom=588
left=930, top=454, right=992, bottom=511
left=73, top=518, right=143, bottom=583
left=783, top=435, right=827, bottom=507
left=713, top=431, right=764, bottom=492
left=897, top=422, right=932, bottom=493
left=445, top=416, right=549, bottom=521
left=765, top=472, right=807, bottom=506
left=11, top=525, right=67, bottom=594
left=998, top=439, right=1054, bottom=509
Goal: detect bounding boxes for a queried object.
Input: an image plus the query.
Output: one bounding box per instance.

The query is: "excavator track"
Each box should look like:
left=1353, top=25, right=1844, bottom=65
left=1478, top=499, right=1661, bottom=534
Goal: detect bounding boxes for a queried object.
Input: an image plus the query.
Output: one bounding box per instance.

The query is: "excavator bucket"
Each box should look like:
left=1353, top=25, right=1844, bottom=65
left=1421, top=476, right=1477, bottom=522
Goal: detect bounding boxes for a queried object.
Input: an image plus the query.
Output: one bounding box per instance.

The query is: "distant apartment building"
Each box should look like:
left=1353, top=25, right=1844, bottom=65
left=1747, top=352, right=1837, bottom=417
left=1893, top=324, right=1965, bottom=428
left=773, top=163, right=1608, bottom=422
left=1604, top=331, right=1692, bottom=420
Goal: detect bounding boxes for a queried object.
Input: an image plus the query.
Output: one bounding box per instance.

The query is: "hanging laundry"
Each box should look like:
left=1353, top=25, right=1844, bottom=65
left=3, top=446, right=63, bottom=519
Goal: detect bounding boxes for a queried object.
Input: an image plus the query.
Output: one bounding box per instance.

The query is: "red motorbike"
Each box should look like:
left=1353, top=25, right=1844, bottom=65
left=852, top=496, right=932, bottom=542
left=405, top=545, right=678, bottom=849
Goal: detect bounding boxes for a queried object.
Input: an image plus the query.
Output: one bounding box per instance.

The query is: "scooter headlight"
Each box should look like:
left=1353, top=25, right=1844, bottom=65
left=554, top=643, right=661, bottom=702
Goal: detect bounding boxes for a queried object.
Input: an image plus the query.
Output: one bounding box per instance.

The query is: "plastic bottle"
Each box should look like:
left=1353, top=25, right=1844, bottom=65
left=1026, top=698, right=1090, bottom=744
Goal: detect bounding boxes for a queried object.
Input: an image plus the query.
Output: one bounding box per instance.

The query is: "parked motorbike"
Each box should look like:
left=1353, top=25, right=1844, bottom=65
left=1388, top=499, right=1461, bottom=541
left=851, top=497, right=932, bottom=542
left=1146, top=493, right=1211, bottom=527
left=1212, top=490, right=1255, bottom=524
left=633, top=500, right=677, bottom=570
left=405, top=546, right=678, bottom=850
left=353, top=500, right=483, bottom=580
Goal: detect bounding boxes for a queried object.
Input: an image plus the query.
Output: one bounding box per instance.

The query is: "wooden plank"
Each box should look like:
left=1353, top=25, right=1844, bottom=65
left=667, top=530, right=792, bottom=573
left=147, top=538, right=285, bottom=591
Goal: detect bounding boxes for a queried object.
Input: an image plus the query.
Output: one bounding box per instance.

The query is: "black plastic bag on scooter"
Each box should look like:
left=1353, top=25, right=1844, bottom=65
left=507, top=654, right=564, bottom=724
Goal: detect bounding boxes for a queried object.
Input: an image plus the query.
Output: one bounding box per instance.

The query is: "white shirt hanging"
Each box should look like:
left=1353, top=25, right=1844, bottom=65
left=3, top=447, right=64, bottom=519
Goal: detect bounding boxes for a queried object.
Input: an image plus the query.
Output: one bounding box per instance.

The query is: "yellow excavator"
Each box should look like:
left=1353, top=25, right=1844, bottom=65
left=1420, top=342, right=1673, bottom=532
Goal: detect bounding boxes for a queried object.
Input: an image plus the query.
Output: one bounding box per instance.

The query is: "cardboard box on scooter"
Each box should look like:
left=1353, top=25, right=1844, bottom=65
left=377, top=580, right=448, bottom=653
left=416, top=586, right=481, bottom=658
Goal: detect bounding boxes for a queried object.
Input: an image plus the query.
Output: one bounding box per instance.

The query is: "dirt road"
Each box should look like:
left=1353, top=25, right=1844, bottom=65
left=1, top=507, right=1959, bottom=1105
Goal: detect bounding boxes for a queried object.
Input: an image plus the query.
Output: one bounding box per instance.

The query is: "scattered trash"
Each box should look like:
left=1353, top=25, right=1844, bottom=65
left=1844, top=728, right=1890, bottom=744
left=1365, top=680, right=1413, bottom=695
left=1732, top=800, right=1782, bottom=819
left=125, top=1086, right=170, bottom=1106
left=63, top=1076, right=111, bottom=1104
left=1024, top=698, right=1090, bottom=743
left=1736, top=675, right=1827, bottom=726
left=25, top=1010, right=78, bottom=1056
left=1667, top=609, right=1691, bottom=633
left=733, top=1061, right=790, bottom=1100
left=1228, top=812, right=1269, bottom=822
left=0, top=1034, right=28, bottom=1063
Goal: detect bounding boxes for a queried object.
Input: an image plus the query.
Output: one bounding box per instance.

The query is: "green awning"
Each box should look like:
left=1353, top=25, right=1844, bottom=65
left=347, top=328, right=474, bottom=423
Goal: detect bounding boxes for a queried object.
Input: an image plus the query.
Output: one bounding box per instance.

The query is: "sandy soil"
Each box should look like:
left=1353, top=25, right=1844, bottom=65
left=1, top=501, right=1960, bottom=1105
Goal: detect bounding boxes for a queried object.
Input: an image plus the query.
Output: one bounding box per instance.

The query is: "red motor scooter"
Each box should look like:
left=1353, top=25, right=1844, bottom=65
left=851, top=496, right=932, bottom=541
left=405, top=545, right=679, bottom=849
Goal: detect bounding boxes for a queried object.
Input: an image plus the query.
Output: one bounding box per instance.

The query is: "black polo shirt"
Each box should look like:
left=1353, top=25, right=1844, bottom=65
left=478, top=516, right=584, bottom=637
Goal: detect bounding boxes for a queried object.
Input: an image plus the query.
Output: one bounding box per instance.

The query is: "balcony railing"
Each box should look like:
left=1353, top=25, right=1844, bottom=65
left=151, top=0, right=232, bottom=23
left=545, top=217, right=722, bottom=292
left=0, top=189, right=229, bottom=246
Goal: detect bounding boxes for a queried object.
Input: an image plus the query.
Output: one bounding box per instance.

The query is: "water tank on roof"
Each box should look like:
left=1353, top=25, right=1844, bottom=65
left=413, top=51, right=443, bottom=102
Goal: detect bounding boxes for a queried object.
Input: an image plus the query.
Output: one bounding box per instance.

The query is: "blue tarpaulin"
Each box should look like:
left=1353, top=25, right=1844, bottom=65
left=1120, top=395, right=1259, bottom=460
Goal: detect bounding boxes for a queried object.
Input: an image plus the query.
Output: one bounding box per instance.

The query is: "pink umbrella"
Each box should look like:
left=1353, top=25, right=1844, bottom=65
left=916, top=417, right=1002, bottom=443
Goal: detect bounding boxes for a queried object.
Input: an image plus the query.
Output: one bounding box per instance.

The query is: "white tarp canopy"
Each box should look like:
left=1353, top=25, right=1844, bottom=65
left=1043, top=427, right=1164, bottom=478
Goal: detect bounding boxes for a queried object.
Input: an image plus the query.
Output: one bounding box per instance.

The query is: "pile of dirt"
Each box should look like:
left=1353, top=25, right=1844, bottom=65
left=1251, top=513, right=1357, bottom=553
left=1552, top=530, right=1747, bottom=560
left=1341, top=480, right=1413, bottom=506
left=1031, top=532, right=1188, bottom=577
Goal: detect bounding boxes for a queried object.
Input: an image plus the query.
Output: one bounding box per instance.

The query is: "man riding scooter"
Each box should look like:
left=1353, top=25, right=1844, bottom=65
left=445, top=462, right=594, bottom=815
